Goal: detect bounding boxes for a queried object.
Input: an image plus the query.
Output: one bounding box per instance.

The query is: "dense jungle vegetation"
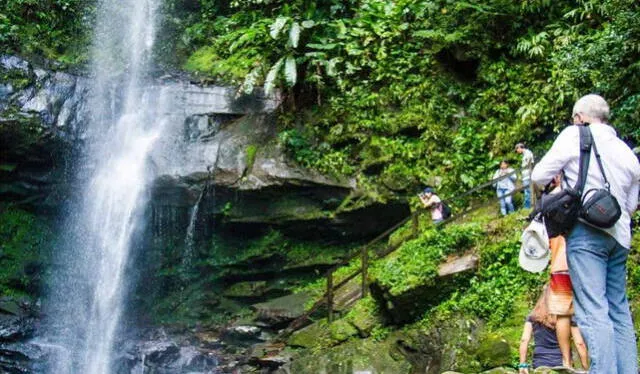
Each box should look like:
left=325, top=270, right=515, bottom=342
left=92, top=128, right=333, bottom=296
left=3, top=0, right=640, bottom=202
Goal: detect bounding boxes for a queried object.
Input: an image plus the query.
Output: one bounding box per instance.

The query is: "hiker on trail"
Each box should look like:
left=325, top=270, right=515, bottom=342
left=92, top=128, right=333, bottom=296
left=515, top=143, right=535, bottom=209
left=531, top=94, right=640, bottom=373
left=492, top=160, right=516, bottom=215
left=418, top=187, right=444, bottom=223
left=518, top=285, right=588, bottom=373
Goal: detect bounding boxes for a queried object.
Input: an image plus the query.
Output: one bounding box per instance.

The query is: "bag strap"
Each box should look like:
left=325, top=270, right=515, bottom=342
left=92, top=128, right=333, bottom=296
left=585, top=126, right=611, bottom=191
left=574, top=125, right=592, bottom=195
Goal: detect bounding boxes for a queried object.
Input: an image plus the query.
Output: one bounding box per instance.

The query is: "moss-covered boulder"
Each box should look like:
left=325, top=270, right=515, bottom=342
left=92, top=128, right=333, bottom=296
left=476, top=333, right=512, bottom=369
left=287, top=319, right=332, bottom=349
left=343, top=297, right=382, bottom=337
left=329, top=320, right=358, bottom=343
left=290, top=338, right=411, bottom=374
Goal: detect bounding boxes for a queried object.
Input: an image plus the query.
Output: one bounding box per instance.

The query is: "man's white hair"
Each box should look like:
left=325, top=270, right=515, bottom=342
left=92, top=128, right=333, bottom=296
left=572, top=94, right=610, bottom=121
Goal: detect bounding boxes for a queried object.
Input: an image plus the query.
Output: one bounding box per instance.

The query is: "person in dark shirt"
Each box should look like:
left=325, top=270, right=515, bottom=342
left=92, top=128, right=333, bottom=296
left=518, top=285, right=588, bottom=373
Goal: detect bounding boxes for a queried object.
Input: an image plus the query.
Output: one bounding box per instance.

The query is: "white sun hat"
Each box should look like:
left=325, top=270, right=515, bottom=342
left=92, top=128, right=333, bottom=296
left=519, top=218, right=550, bottom=273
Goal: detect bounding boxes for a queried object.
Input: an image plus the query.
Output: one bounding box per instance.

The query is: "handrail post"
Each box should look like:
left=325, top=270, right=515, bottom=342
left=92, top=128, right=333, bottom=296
left=327, top=269, right=334, bottom=322
left=361, top=246, right=368, bottom=297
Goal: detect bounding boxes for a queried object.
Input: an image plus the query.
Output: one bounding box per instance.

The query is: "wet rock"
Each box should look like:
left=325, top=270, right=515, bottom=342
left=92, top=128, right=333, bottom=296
left=0, top=317, right=36, bottom=343
left=223, top=325, right=263, bottom=345
left=248, top=342, right=290, bottom=369
left=113, top=335, right=219, bottom=373
left=0, top=56, right=30, bottom=72
left=142, top=341, right=181, bottom=366
left=251, top=292, right=311, bottom=327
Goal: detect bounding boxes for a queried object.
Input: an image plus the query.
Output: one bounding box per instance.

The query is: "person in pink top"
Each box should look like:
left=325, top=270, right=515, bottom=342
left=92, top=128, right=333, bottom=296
left=418, top=187, right=444, bottom=223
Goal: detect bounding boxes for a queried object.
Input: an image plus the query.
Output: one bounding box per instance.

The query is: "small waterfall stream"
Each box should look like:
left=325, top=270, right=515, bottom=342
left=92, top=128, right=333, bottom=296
left=182, top=187, right=205, bottom=271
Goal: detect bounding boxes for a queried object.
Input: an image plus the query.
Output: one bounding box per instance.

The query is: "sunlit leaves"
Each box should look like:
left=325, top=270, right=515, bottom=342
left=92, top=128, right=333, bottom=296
left=284, top=55, right=297, bottom=86
left=264, top=57, right=283, bottom=94
left=269, top=17, right=288, bottom=39
left=289, top=21, right=301, bottom=48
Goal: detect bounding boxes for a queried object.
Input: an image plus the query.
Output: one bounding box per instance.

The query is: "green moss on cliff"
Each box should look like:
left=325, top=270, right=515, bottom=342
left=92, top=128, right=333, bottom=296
left=0, top=206, right=52, bottom=296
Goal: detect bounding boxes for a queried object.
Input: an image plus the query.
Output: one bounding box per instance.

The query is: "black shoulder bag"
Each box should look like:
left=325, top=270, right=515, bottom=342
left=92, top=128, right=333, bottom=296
left=536, top=126, right=592, bottom=237
left=580, top=127, right=622, bottom=228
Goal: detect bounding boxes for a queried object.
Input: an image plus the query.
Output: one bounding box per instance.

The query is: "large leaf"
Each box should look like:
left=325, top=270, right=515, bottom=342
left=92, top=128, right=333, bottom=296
left=284, top=56, right=297, bottom=86
left=289, top=21, right=301, bottom=48
left=270, top=17, right=288, bottom=39
left=264, top=57, right=284, bottom=94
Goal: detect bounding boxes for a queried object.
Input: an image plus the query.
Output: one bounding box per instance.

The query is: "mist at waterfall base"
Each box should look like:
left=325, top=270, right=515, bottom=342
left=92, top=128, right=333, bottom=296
left=37, top=0, right=172, bottom=372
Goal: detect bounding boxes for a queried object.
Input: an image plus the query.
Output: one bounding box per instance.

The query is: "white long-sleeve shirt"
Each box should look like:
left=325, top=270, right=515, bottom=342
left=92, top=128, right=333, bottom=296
left=531, top=122, right=640, bottom=248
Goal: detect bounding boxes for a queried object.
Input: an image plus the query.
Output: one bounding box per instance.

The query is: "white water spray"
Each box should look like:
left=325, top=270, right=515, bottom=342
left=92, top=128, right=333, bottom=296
left=45, top=0, right=162, bottom=372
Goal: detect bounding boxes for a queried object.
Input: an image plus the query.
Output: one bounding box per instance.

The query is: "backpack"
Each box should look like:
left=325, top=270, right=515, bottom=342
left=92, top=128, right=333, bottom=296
left=441, top=202, right=452, bottom=219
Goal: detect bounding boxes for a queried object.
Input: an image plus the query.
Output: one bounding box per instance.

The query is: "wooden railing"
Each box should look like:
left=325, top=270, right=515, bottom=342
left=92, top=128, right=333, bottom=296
left=280, top=166, right=534, bottom=336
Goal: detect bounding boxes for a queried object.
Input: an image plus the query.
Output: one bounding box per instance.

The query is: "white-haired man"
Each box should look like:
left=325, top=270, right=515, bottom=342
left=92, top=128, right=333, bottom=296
left=531, top=94, right=640, bottom=373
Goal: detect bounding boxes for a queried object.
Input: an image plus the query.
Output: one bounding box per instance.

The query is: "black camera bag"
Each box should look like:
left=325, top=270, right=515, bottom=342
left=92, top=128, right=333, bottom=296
left=579, top=129, right=622, bottom=228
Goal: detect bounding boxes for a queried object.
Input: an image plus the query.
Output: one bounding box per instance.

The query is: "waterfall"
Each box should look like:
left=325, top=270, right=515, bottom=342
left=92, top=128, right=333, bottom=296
left=43, top=0, right=162, bottom=372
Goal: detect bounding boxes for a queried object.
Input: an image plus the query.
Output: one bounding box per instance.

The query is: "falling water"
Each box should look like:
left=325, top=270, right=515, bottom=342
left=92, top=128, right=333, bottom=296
left=182, top=187, right=205, bottom=270
left=44, top=0, right=162, bottom=372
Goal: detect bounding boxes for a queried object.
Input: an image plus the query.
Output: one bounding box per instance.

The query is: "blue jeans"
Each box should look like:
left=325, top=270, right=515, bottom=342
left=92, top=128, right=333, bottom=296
left=566, top=222, right=638, bottom=374
left=522, top=180, right=531, bottom=209
left=497, top=188, right=514, bottom=215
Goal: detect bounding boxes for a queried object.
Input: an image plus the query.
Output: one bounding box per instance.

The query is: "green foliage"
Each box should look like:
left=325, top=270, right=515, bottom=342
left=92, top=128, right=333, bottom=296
left=0, top=206, right=52, bottom=296
left=371, top=223, right=483, bottom=296
left=426, top=212, right=545, bottom=327
left=178, top=0, right=640, bottom=203
left=0, top=0, right=91, bottom=64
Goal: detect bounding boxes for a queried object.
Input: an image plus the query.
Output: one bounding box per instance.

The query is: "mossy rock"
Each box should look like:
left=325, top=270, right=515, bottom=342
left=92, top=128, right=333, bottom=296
left=344, top=297, right=381, bottom=337
left=290, top=338, right=411, bottom=374
left=480, top=368, right=517, bottom=374
left=477, top=333, right=511, bottom=369
left=287, top=319, right=331, bottom=349
left=329, top=319, right=358, bottom=343
left=223, top=281, right=268, bottom=298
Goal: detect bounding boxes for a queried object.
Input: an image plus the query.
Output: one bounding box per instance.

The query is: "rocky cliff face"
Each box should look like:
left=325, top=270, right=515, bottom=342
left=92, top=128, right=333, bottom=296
left=0, top=55, right=409, bottom=241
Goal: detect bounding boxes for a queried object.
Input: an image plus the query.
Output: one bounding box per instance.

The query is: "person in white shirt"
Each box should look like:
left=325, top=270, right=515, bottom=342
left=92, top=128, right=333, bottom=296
left=531, top=94, right=640, bottom=374
left=515, top=143, right=535, bottom=209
